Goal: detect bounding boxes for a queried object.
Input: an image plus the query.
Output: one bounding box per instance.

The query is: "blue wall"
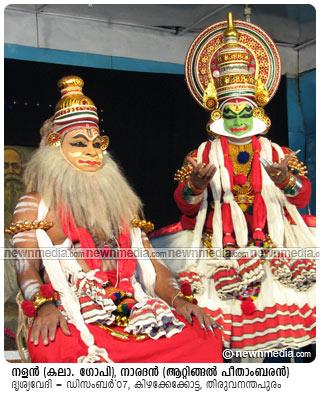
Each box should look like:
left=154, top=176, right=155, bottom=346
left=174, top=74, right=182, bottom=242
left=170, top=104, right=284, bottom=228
left=4, top=44, right=184, bottom=75
left=287, top=70, right=316, bottom=214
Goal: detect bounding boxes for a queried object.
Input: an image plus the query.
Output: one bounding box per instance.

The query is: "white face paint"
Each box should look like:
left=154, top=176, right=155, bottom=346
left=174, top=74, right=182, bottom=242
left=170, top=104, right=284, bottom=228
left=61, top=126, right=104, bottom=172
left=20, top=279, right=41, bottom=300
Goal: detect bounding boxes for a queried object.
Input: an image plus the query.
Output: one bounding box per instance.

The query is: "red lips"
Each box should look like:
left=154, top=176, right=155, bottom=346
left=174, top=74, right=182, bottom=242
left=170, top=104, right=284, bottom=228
left=230, top=126, right=247, bottom=132
left=78, top=160, right=101, bottom=165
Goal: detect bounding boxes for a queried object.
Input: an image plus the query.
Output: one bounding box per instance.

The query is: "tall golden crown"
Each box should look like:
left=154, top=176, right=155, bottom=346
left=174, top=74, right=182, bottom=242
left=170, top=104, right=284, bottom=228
left=55, top=75, right=96, bottom=114
left=52, top=75, right=99, bottom=137
left=204, top=12, right=260, bottom=110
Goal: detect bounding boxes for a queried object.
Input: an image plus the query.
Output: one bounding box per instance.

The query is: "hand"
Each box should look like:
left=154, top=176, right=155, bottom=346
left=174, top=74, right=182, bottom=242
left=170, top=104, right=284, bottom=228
left=186, top=156, right=216, bottom=191
left=262, top=153, right=293, bottom=185
left=174, top=298, right=218, bottom=334
left=30, top=303, right=71, bottom=346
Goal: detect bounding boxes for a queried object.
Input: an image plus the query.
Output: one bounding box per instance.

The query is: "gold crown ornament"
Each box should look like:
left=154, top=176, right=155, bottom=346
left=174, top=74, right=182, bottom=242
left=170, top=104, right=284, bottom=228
left=46, top=75, right=109, bottom=147
left=185, top=12, right=281, bottom=137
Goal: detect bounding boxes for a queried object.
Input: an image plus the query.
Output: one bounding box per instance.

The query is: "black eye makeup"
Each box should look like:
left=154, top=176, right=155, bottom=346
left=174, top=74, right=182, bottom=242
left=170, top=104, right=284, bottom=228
left=70, top=141, right=87, bottom=147
left=223, top=114, right=237, bottom=120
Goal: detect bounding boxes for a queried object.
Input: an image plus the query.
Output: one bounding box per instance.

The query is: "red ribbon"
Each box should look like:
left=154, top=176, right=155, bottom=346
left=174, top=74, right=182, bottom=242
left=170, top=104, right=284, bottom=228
left=251, top=136, right=266, bottom=241
left=60, top=210, right=136, bottom=294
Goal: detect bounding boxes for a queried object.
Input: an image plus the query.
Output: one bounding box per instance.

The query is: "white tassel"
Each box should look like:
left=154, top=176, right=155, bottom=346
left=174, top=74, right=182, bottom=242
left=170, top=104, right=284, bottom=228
left=208, top=140, right=223, bottom=249
left=77, top=345, right=113, bottom=363
left=259, top=137, right=285, bottom=247
left=130, top=227, right=156, bottom=296
left=186, top=141, right=209, bottom=268
left=260, top=167, right=285, bottom=246
left=36, top=200, right=114, bottom=363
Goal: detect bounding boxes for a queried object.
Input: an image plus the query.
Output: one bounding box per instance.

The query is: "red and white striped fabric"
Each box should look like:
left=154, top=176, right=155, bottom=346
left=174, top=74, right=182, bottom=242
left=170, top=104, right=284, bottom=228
left=126, top=298, right=185, bottom=339
left=196, top=262, right=316, bottom=350
left=206, top=303, right=315, bottom=351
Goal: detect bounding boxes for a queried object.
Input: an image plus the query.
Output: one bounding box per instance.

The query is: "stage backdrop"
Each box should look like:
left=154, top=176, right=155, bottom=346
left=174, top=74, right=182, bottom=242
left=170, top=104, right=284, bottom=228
left=5, top=59, right=288, bottom=229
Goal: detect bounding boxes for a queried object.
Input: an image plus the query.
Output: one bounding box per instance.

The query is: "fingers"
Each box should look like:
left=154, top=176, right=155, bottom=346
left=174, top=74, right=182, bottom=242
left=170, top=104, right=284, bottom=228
left=197, top=164, right=211, bottom=178
left=30, top=311, right=70, bottom=346
left=281, top=153, right=293, bottom=168
left=267, top=166, right=282, bottom=177
left=192, top=308, right=219, bottom=335
left=182, top=307, right=193, bottom=324
left=186, top=156, right=215, bottom=176
left=30, top=321, right=41, bottom=346
left=203, top=314, right=217, bottom=336
left=176, top=303, right=193, bottom=324
left=48, top=319, right=58, bottom=342
left=59, top=316, right=71, bottom=336
left=40, top=323, right=49, bottom=346
left=203, top=165, right=216, bottom=180
left=186, top=156, right=198, bottom=169
left=192, top=308, right=206, bottom=329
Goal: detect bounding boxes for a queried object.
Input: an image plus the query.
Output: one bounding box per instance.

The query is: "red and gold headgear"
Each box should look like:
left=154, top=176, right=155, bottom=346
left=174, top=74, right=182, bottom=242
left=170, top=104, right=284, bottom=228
left=185, top=12, right=281, bottom=138
left=46, top=75, right=108, bottom=150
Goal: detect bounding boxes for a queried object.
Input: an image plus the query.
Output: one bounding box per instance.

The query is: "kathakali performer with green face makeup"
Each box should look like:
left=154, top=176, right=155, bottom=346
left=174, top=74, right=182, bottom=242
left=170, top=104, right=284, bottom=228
left=222, top=102, right=253, bottom=136
left=151, top=12, right=315, bottom=355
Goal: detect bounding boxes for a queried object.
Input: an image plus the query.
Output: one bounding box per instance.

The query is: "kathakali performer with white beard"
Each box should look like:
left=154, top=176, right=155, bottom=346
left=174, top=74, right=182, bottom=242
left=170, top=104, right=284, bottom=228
left=150, top=13, right=316, bottom=352
left=7, top=75, right=223, bottom=363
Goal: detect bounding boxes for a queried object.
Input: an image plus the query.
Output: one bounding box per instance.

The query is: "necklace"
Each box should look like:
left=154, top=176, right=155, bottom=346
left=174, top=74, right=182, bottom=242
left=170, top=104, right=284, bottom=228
left=228, top=141, right=254, bottom=177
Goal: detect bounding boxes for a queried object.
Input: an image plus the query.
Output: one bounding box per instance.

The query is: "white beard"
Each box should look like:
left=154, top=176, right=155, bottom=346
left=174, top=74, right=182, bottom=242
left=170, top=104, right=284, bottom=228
left=24, top=146, right=143, bottom=239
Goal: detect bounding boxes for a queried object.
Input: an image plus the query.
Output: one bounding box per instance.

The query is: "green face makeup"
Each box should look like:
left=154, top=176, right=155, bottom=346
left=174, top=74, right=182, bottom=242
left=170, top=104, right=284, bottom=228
left=223, top=103, right=253, bottom=136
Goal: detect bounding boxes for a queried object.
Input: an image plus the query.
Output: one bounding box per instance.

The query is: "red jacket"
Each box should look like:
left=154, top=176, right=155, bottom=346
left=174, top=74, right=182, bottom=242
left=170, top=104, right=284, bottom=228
left=174, top=144, right=311, bottom=234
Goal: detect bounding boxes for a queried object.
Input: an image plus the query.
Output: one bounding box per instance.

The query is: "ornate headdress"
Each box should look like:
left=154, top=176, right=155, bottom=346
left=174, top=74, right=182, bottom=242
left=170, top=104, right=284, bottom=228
left=185, top=12, right=281, bottom=138
left=46, top=75, right=109, bottom=149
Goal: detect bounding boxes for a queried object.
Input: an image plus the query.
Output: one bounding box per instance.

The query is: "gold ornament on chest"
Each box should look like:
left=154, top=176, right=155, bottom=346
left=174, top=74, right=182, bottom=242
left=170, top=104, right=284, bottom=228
left=228, top=142, right=254, bottom=210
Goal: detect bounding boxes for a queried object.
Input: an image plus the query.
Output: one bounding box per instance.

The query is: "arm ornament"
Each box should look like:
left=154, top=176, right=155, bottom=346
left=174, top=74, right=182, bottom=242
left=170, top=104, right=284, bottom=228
left=174, top=163, right=193, bottom=182
left=131, top=218, right=154, bottom=233
left=287, top=153, right=308, bottom=176
left=21, top=283, right=56, bottom=317
left=181, top=180, right=204, bottom=204
left=171, top=283, right=197, bottom=307
left=5, top=219, right=54, bottom=236
left=174, top=150, right=197, bottom=182
left=277, top=174, right=302, bottom=197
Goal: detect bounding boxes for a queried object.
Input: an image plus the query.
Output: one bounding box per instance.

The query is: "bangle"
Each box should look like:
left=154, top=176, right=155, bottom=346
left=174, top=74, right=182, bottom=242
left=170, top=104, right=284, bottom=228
left=171, top=290, right=184, bottom=307
left=187, top=179, right=204, bottom=195
left=283, top=174, right=302, bottom=197
left=21, top=283, right=56, bottom=317
left=32, top=292, right=54, bottom=312
left=5, top=219, right=54, bottom=236
left=276, top=174, right=290, bottom=190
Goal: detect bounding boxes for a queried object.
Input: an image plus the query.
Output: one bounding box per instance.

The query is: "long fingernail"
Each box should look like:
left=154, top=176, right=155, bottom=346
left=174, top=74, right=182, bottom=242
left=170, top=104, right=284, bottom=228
left=201, top=323, right=205, bottom=330
left=208, top=326, right=213, bottom=333
left=34, top=340, right=38, bottom=346
left=44, top=339, right=48, bottom=345
left=260, top=158, right=268, bottom=167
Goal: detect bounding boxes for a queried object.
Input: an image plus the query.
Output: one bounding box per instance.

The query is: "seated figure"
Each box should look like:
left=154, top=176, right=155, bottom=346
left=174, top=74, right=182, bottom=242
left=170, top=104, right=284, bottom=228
left=7, top=75, right=222, bottom=363
left=151, top=13, right=316, bottom=353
